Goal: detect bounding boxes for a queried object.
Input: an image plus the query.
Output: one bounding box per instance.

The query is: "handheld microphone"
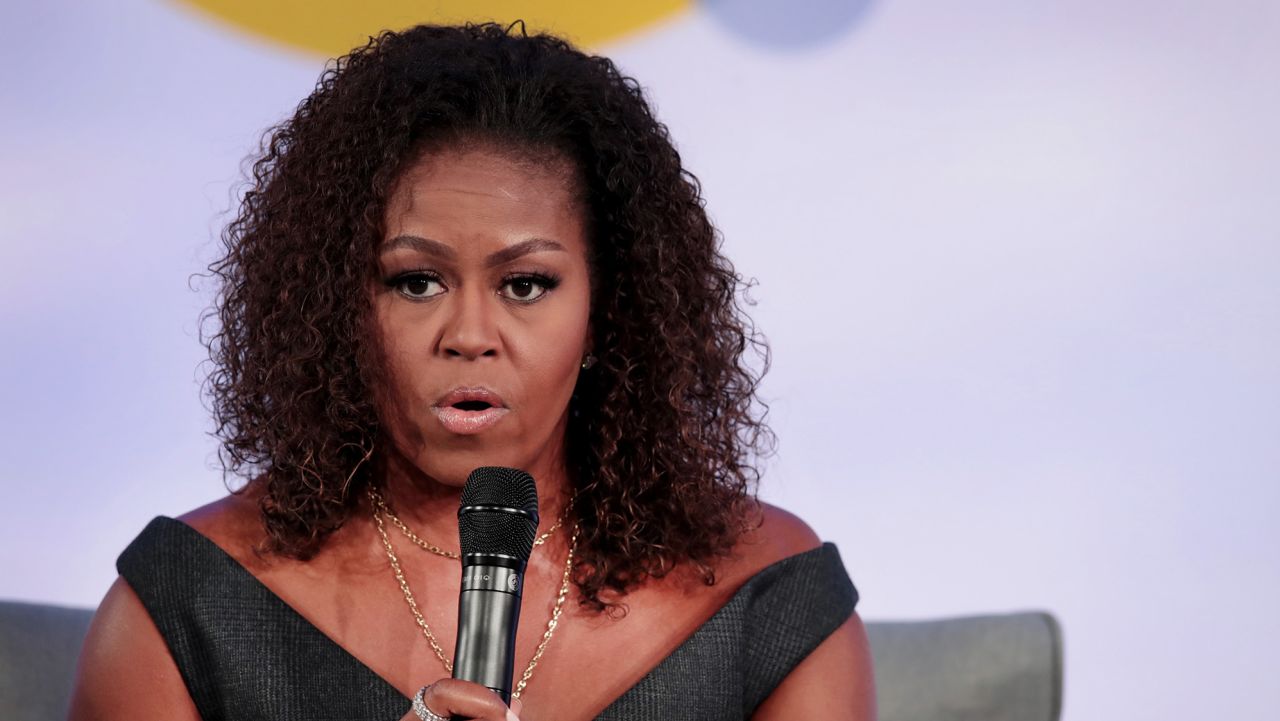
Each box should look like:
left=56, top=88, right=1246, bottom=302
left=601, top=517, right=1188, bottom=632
left=452, top=467, right=540, bottom=705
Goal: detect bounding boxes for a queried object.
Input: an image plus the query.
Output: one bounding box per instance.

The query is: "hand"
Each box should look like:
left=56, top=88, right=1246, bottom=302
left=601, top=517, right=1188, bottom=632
left=400, top=679, right=523, bottom=721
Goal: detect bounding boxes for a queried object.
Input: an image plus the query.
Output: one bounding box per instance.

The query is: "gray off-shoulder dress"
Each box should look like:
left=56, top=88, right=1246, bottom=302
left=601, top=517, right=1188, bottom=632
left=118, top=517, right=857, bottom=721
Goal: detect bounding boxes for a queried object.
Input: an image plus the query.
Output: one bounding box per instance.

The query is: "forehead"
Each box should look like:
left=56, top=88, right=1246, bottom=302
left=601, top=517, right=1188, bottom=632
left=383, top=147, right=587, bottom=254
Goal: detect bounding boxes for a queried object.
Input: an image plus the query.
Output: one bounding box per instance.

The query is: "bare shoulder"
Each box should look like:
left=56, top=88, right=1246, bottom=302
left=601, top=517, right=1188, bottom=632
left=178, top=484, right=261, bottom=538
left=752, top=612, right=877, bottom=720
left=753, top=502, right=823, bottom=555
left=177, top=485, right=267, bottom=564
left=66, top=491, right=264, bottom=720
left=743, top=502, right=823, bottom=562
left=733, top=505, right=875, bottom=719
left=719, top=502, right=824, bottom=586
left=67, top=577, right=202, bottom=720
left=67, top=489, right=270, bottom=719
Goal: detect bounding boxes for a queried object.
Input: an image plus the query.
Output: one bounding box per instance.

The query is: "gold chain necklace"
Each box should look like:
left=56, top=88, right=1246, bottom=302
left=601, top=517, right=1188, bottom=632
left=367, top=486, right=577, bottom=700
left=370, top=488, right=568, bottom=559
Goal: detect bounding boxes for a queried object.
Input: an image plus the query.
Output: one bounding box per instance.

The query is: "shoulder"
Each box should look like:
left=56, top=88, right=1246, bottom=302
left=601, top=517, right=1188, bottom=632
left=751, top=502, right=823, bottom=555
left=67, top=490, right=267, bottom=720
left=722, top=502, right=856, bottom=620
left=67, top=576, right=202, bottom=720
left=719, top=501, right=823, bottom=586
left=177, top=484, right=266, bottom=560
left=722, top=505, right=873, bottom=720
left=752, top=610, right=877, bottom=720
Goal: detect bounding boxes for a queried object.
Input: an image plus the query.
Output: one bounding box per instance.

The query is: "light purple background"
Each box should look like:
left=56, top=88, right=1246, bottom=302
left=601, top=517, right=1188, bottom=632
left=2, top=2, right=1278, bottom=720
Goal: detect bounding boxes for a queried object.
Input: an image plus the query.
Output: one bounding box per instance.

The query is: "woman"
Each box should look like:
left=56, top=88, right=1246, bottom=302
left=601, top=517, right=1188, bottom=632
left=69, top=22, right=875, bottom=721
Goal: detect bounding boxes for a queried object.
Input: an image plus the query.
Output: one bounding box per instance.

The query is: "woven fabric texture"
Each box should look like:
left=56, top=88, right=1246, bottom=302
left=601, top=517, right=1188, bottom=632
left=118, top=516, right=857, bottom=721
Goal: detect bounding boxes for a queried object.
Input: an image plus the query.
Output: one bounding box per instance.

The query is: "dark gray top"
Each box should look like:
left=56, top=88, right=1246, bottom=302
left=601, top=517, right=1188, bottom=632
left=118, top=516, right=857, bottom=720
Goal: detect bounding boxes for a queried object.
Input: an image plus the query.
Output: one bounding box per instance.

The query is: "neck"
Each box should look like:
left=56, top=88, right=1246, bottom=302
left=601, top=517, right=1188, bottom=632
left=373, top=448, right=576, bottom=552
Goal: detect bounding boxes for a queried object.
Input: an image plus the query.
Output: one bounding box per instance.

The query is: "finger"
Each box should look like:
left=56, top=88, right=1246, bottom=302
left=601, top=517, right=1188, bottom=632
left=419, top=679, right=514, bottom=721
left=508, top=695, right=523, bottom=720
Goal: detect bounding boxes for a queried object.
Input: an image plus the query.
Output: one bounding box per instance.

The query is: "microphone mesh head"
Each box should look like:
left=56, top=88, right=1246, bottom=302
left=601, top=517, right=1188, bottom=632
left=458, top=467, right=540, bottom=560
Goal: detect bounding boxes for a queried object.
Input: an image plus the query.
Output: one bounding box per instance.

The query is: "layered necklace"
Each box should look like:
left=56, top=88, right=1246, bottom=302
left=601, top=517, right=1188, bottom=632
left=367, top=486, right=578, bottom=700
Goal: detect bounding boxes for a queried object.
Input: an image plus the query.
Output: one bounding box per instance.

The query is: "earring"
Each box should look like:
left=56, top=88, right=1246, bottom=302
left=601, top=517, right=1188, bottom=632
left=581, top=354, right=597, bottom=370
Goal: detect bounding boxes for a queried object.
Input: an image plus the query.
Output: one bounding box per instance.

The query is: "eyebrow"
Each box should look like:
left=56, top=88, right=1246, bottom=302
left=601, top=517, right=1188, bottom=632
left=381, top=235, right=566, bottom=267
left=485, top=237, right=566, bottom=267
left=380, top=235, right=456, bottom=259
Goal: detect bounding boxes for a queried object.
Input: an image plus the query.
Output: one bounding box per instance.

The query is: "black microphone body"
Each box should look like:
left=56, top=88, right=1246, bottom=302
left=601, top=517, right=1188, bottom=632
left=452, top=469, right=540, bottom=706
left=454, top=562, right=523, bottom=701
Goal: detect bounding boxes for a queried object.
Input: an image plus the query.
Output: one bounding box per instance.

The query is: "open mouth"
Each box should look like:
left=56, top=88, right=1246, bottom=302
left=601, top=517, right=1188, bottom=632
left=432, top=387, right=509, bottom=434
left=452, top=400, right=494, bottom=412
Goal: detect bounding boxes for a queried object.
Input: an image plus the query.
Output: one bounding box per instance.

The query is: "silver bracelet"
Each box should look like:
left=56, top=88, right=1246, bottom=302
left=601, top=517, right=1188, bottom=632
left=412, top=685, right=450, bottom=721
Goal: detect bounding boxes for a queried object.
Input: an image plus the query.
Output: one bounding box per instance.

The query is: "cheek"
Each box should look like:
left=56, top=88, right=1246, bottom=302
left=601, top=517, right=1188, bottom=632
left=375, top=308, right=414, bottom=386
left=370, top=301, right=433, bottom=429
left=528, top=339, right=584, bottom=393
left=515, top=297, right=590, bottom=408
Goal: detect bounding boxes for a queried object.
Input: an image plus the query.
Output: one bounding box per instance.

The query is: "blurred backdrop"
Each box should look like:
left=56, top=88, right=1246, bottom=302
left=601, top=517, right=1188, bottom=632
left=2, top=1, right=1277, bottom=719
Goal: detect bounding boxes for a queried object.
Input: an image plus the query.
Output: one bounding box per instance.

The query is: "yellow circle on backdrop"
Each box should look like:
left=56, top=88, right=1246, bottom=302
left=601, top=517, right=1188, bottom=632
left=178, top=0, right=691, bottom=55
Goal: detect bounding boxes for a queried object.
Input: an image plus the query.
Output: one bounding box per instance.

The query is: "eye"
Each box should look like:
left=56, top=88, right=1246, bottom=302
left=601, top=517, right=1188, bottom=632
left=499, top=273, right=560, bottom=303
left=389, top=272, right=446, bottom=300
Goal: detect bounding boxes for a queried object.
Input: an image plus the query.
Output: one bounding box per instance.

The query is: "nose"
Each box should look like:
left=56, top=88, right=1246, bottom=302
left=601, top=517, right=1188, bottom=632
left=439, top=286, right=500, bottom=361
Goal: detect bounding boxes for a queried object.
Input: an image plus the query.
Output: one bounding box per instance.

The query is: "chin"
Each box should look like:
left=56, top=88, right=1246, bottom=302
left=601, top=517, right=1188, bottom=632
left=414, top=446, right=530, bottom=487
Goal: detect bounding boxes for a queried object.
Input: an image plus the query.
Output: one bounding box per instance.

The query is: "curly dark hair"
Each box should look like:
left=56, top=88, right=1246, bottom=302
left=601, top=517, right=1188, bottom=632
left=204, top=22, right=773, bottom=610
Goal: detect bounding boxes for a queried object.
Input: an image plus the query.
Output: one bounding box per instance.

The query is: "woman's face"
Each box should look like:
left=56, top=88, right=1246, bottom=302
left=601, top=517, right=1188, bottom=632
left=372, top=145, right=592, bottom=488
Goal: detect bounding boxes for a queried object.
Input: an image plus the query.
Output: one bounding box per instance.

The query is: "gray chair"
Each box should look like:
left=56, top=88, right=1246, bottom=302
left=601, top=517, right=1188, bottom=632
left=867, top=611, right=1063, bottom=721
left=0, top=599, right=1062, bottom=721
left=0, top=601, right=94, bottom=721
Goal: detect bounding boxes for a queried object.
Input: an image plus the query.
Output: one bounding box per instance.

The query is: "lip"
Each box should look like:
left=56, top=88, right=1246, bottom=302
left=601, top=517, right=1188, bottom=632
left=431, top=387, right=509, bottom=435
